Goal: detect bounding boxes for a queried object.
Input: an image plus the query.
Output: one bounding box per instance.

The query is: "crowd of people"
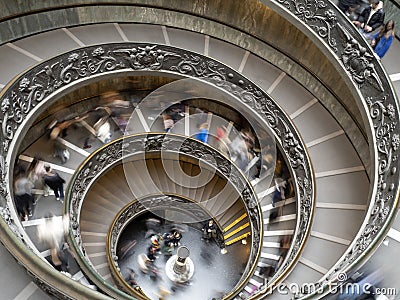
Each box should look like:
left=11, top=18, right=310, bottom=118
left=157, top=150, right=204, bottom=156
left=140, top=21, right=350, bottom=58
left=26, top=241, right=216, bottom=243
left=162, top=103, right=186, bottom=132
left=339, top=0, right=395, bottom=58
left=14, top=158, right=66, bottom=221
left=15, top=88, right=297, bottom=297
left=143, top=229, right=183, bottom=263
left=132, top=218, right=185, bottom=283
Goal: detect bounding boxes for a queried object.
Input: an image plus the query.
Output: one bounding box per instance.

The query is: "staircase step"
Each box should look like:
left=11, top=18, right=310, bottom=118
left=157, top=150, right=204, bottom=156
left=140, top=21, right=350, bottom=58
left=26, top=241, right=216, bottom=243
left=223, top=212, right=248, bottom=232
left=264, top=213, right=296, bottom=225
left=218, top=201, right=246, bottom=226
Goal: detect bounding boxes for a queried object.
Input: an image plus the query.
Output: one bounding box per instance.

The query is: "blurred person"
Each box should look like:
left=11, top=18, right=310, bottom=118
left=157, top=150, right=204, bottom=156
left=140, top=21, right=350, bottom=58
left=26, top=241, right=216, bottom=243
left=93, top=106, right=112, bottom=143
left=148, top=263, right=161, bottom=281
left=14, top=167, right=34, bottom=220
left=338, top=0, right=362, bottom=15
left=161, top=232, right=174, bottom=255
left=147, top=235, right=162, bottom=261
left=49, top=115, right=88, bottom=140
left=276, top=235, right=292, bottom=269
left=156, top=285, right=171, bottom=300
left=215, top=126, right=231, bottom=156
left=106, top=93, right=131, bottom=116
left=114, top=114, right=130, bottom=133
left=54, top=140, right=69, bottom=165
left=272, top=177, right=286, bottom=207
left=261, top=152, right=274, bottom=174
left=48, top=116, right=87, bottom=164
left=26, top=155, right=49, bottom=203
left=37, top=213, right=69, bottom=251
left=50, top=243, right=69, bottom=272
left=229, top=130, right=253, bottom=171
left=138, top=253, right=151, bottom=274
left=83, top=137, right=92, bottom=149
left=162, top=113, right=174, bottom=133
left=352, top=0, right=384, bottom=34
left=168, top=103, right=185, bottom=122
left=124, top=268, right=138, bottom=287
left=104, top=94, right=131, bottom=133
left=96, top=121, right=112, bottom=143
left=99, top=91, right=124, bottom=107
left=138, top=254, right=160, bottom=280
left=371, top=20, right=395, bottom=58
left=195, top=123, right=209, bottom=143
left=43, top=164, right=65, bottom=201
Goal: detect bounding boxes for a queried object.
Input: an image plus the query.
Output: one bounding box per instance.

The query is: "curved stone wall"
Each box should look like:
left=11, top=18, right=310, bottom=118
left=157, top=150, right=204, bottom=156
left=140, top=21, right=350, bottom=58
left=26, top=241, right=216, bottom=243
left=0, top=0, right=370, bottom=170
left=0, top=1, right=398, bottom=299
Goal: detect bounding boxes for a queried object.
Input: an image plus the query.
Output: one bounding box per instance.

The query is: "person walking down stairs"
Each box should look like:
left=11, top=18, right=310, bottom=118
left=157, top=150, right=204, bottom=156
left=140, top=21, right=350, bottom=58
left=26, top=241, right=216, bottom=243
left=14, top=166, right=34, bottom=221
left=43, top=165, right=65, bottom=202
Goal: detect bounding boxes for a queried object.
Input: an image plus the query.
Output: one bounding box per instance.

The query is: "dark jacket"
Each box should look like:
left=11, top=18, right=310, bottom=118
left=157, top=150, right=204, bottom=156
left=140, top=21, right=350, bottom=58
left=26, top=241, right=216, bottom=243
left=43, top=173, right=65, bottom=190
left=358, top=6, right=385, bottom=31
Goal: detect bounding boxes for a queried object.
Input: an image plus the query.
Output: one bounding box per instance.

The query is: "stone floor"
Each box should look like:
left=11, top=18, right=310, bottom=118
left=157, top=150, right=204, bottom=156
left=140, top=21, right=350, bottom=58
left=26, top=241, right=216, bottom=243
left=118, top=213, right=250, bottom=300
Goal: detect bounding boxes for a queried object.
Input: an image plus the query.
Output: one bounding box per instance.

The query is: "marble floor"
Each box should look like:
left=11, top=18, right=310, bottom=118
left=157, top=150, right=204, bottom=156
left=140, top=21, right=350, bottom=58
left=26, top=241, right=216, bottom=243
left=118, top=213, right=251, bottom=300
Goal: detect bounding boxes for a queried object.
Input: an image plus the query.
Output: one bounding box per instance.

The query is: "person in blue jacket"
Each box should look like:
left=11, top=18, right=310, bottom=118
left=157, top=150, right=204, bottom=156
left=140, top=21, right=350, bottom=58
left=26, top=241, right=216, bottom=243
left=371, top=20, right=395, bottom=58
left=195, top=123, right=209, bottom=143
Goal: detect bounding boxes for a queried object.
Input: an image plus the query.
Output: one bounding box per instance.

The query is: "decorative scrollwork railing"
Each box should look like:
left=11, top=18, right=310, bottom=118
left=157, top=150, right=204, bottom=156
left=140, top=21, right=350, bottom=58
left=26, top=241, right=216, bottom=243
left=0, top=42, right=314, bottom=298
left=260, top=0, right=400, bottom=297
left=106, top=194, right=224, bottom=297
left=67, top=133, right=263, bottom=298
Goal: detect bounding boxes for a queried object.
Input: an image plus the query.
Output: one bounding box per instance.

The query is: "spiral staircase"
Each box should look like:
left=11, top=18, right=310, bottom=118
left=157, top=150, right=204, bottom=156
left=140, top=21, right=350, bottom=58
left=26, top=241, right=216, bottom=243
left=0, top=1, right=400, bottom=300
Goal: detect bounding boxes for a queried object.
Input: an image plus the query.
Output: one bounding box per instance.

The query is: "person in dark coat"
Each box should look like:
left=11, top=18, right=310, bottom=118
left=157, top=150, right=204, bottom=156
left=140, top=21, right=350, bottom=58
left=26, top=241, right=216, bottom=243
left=202, top=219, right=217, bottom=241
left=352, top=0, right=384, bottom=34
left=338, top=0, right=362, bottom=15
left=43, top=165, right=65, bottom=201
left=170, top=230, right=182, bottom=247
left=14, top=168, right=34, bottom=221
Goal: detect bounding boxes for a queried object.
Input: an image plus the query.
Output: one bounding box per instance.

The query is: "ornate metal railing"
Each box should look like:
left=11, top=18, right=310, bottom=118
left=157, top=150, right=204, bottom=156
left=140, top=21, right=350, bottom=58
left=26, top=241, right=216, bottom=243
left=258, top=0, right=400, bottom=297
left=107, top=194, right=225, bottom=298
left=0, top=41, right=314, bottom=298
left=67, top=133, right=263, bottom=299
left=0, top=0, right=396, bottom=298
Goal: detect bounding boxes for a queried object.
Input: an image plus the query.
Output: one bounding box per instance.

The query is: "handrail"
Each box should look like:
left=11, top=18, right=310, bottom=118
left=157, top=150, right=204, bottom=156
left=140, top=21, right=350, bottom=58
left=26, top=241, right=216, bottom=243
left=106, top=194, right=226, bottom=299
left=66, top=133, right=263, bottom=299
left=0, top=0, right=397, bottom=298
left=0, top=43, right=313, bottom=298
left=259, top=0, right=400, bottom=297
left=0, top=209, right=112, bottom=300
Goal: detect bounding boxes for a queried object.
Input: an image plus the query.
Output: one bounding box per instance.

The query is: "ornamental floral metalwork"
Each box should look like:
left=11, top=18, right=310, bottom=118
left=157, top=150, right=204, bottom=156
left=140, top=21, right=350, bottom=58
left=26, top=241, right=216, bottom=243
left=0, top=155, right=7, bottom=202
left=114, top=45, right=181, bottom=70
left=276, top=0, right=338, bottom=51
left=170, top=54, right=226, bottom=80
left=340, top=25, right=384, bottom=92
left=270, top=0, right=400, bottom=298
left=0, top=42, right=314, bottom=299
left=67, top=133, right=262, bottom=295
